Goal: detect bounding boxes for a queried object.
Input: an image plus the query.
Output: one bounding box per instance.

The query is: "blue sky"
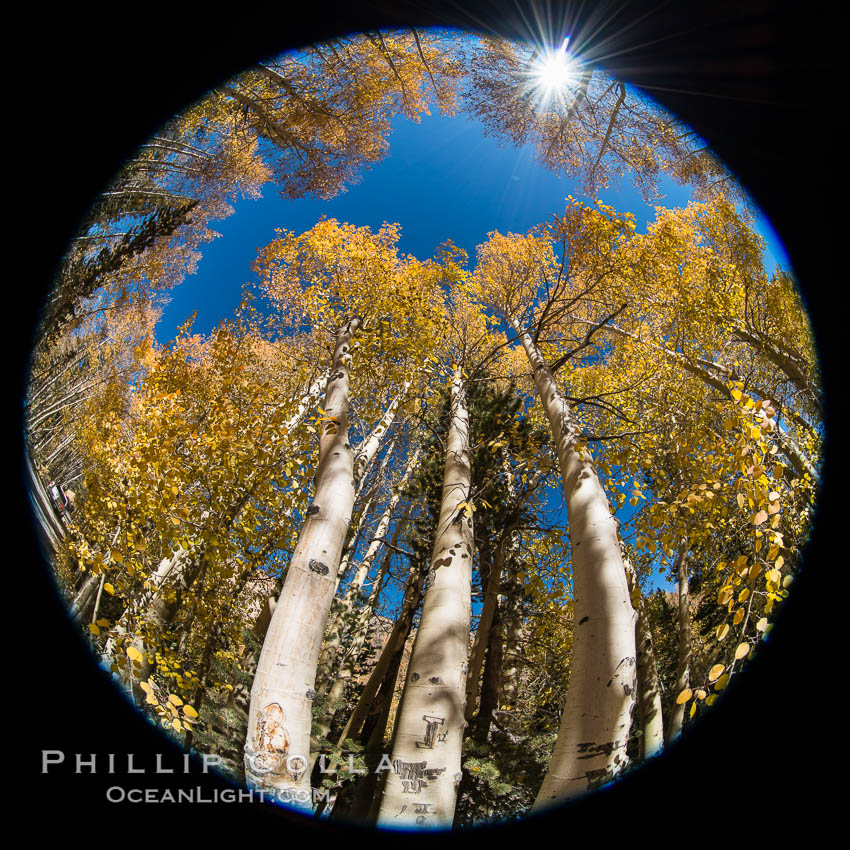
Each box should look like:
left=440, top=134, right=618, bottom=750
left=156, top=107, right=790, bottom=343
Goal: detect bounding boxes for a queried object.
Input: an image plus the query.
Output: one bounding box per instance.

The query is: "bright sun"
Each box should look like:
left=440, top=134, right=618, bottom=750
left=531, top=37, right=578, bottom=97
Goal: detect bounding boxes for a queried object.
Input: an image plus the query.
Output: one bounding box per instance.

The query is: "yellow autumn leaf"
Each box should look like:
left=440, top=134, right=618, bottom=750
left=88, top=623, right=100, bottom=636
left=734, top=642, right=750, bottom=660
left=753, top=510, right=768, bottom=525
left=676, top=688, right=693, bottom=705
left=714, top=673, right=730, bottom=691
left=695, top=689, right=707, bottom=701
left=182, top=705, right=199, bottom=718
left=127, top=646, right=143, bottom=663
left=168, top=694, right=183, bottom=707
left=708, top=664, right=725, bottom=682
left=103, top=583, right=115, bottom=596
left=716, top=623, right=730, bottom=641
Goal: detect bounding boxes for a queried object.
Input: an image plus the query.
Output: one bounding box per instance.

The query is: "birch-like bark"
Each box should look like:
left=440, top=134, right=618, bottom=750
left=24, top=447, right=67, bottom=557
left=635, top=605, right=664, bottom=760
left=343, top=632, right=410, bottom=823
left=149, top=369, right=328, bottom=620
left=329, top=420, right=399, bottom=597
left=330, top=541, right=425, bottom=821
left=70, top=572, right=100, bottom=620
left=620, top=546, right=664, bottom=761
left=497, top=456, right=525, bottom=706
left=464, top=536, right=505, bottom=722
left=349, top=499, right=415, bottom=659
left=501, top=555, right=524, bottom=706
left=282, top=370, right=330, bottom=434
left=89, top=574, right=107, bottom=626
left=471, top=586, right=504, bottom=744
left=335, top=536, right=427, bottom=748
left=329, top=425, right=398, bottom=595
left=353, top=377, right=413, bottom=481
left=317, top=461, right=421, bottom=739
left=314, top=440, right=394, bottom=698
left=244, top=317, right=361, bottom=808
left=730, top=320, right=821, bottom=412
left=508, top=318, right=637, bottom=808
left=665, top=543, right=691, bottom=743
left=376, top=367, right=474, bottom=829
left=320, top=445, right=422, bottom=697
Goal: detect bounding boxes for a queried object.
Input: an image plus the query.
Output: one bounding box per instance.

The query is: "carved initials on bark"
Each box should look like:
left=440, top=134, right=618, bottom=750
left=393, top=759, right=446, bottom=793
left=416, top=714, right=446, bottom=748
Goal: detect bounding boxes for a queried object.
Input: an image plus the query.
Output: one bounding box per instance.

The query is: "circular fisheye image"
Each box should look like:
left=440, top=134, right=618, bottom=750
left=24, top=24, right=821, bottom=830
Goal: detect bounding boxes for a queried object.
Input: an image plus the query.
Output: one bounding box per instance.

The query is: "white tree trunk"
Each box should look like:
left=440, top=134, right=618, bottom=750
left=317, top=446, right=422, bottom=736
left=332, top=445, right=421, bottom=653
left=70, top=573, right=100, bottom=620
left=313, top=435, right=397, bottom=701
left=376, top=367, right=474, bottom=829
left=334, top=515, right=424, bottom=748
left=666, top=543, right=691, bottom=743
left=283, top=371, right=329, bottom=434
left=244, top=317, right=361, bottom=809
left=508, top=318, right=637, bottom=808
left=501, top=552, right=524, bottom=706
left=464, top=537, right=505, bottom=722
left=331, top=420, right=399, bottom=594
left=621, top=546, right=664, bottom=760
left=353, top=376, right=413, bottom=481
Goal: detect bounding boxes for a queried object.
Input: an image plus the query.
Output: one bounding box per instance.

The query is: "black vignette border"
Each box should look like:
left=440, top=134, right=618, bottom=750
left=16, top=0, right=837, bottom=839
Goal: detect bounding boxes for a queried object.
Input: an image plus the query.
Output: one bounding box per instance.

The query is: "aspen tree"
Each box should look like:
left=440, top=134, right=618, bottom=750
left=665, top=544, right=691, bottom=743
left=621, top=546, right=664, bottom=760
left=247, top=219, right=443, bottom=805
left=473, top=210, right=638, bottom=805
left=376, top=366, right=474, bottom=828
left=319, top=444, right=423, bottom=729
left=245, top=316, right=362, bottom=804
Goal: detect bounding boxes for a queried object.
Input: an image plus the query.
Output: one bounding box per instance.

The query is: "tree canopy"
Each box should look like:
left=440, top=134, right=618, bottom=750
left=26, top=23, right=821, bottom=832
